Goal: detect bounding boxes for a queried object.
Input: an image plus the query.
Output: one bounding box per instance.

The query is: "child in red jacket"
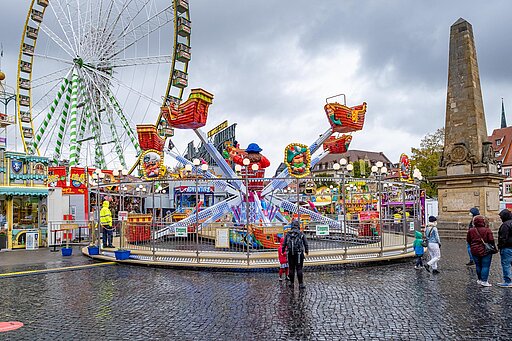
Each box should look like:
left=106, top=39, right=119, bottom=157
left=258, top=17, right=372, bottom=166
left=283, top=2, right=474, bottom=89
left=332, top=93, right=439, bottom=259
left=278, top=236, right=289, bottom=281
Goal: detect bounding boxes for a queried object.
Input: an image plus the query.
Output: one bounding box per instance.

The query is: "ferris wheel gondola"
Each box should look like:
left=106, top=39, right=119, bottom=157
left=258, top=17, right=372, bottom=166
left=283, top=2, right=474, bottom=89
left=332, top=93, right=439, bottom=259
left=16, top=0, right=191, bottom=169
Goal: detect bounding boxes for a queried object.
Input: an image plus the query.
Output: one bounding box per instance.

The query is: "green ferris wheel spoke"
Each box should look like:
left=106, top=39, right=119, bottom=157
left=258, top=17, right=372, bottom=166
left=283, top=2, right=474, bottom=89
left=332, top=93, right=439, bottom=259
left=108, top=93, right=141, bottom=155
left=54, top=81, right=72, bottom=160
left=68, top=71, right=80, bottom=166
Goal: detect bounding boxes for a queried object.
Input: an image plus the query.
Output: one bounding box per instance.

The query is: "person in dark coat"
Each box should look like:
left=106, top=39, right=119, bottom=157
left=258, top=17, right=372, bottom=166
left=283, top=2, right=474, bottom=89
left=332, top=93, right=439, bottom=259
left=466, top=207, right=480, bottom=266
left=467, top=215, right=496, bottom=287
left=281, top=220, right=309, bottom=289
left=497, top=209, right=512, bottom=288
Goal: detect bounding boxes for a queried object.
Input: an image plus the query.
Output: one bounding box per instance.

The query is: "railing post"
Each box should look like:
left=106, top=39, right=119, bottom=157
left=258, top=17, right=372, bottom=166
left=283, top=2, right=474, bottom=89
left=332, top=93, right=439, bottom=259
left=152, top=180, right=156, bottom=261
left=402, top=182, right=407, bottom=253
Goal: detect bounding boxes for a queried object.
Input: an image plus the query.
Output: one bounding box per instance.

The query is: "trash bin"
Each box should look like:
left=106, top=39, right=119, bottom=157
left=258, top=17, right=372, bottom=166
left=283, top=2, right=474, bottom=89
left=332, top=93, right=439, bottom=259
left=0, top=233, right=6, bottom=250
left=25, top=229, right=39, bottom=250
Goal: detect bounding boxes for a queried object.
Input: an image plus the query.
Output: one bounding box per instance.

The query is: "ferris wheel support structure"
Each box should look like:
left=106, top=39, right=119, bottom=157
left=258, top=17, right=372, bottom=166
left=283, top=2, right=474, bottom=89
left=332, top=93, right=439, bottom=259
left=17, top=0, right=178, bottom=169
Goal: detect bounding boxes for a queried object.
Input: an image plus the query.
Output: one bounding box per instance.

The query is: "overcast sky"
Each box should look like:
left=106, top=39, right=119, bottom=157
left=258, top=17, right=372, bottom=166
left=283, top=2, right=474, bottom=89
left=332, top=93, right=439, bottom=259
left=1, top=0, right=512, bottom=174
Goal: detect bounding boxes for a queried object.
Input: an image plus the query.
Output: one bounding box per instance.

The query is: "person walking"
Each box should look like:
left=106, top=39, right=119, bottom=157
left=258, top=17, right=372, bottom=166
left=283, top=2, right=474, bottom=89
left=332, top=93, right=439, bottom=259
left=281, top=220, right=309, bottom=289
left=466, top=207, right=480, bottom=266
left=277, top=236, right=289, bottom=281
left=497, top=209, right=512, bottom=288
left=467, top=215, right=497, bottom=287
left=413, top=230, right=425, bottom=269
left=100, top=200, right=114, bottom=248
left=424, top=216, right=441, bottom=274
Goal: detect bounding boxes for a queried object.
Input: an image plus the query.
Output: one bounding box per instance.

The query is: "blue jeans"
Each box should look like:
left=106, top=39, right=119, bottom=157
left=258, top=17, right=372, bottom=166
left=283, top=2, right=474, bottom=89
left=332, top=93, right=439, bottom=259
left=415, top=255, right=423, bottom=267
left=467, top=243, right=474, bottom=262
left=473, top=253, right=493, bottom=282
left=102, top=226, right=113, bottom=247
left=500, top=247, right=512, bottom=284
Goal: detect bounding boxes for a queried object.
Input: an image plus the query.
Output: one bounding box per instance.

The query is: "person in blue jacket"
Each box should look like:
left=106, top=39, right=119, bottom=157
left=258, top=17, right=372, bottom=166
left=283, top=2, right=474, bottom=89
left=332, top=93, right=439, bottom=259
left=413, top=230, right=425, bottom=269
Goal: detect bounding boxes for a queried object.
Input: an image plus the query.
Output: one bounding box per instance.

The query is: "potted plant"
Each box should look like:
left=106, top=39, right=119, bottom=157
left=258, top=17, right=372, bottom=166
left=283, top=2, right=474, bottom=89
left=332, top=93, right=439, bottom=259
left=87, top=244, right=100, bottom=256
left=61, top=239, right=72, bottom=256
left=114, top=220, right=130, bottom=260
left=114, top=248, right=131, bottom=260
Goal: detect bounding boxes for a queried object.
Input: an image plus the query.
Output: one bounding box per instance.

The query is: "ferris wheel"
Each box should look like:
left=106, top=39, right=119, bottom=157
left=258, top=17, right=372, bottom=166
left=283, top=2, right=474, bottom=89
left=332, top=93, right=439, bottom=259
left=16, top=0, right=192, bottom=169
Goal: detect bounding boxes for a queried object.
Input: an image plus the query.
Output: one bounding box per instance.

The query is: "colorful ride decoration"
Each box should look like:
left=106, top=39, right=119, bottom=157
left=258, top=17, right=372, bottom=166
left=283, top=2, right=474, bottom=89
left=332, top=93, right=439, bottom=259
left=137, top=125, right=165, bottom=152
left=141, top=150, right=166, bottom=179
left=126, top=213, right=152, bottom=242
left=222, top=141, right=246, bottom=165
left=284, top=143, right=311, bottom=178
left=358, top=211, right=380, bottom=237
left=322, top=134, right=352, bottom=153
left=399, top=153, right=411, bottom=180
left=304, top=180, right=317, bottom=195
left=252, top=226, right=283, bottom=249
left=160, top=88, right=214, bottom=129
left=231, top=143, right=270, bottom=192
left=324, top=94, right=367, bottom=133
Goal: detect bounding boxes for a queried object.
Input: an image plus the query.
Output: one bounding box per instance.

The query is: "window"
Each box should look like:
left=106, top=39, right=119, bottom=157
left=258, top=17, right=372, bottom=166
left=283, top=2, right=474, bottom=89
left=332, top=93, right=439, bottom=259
left=496, top=139, right=502, bottom=146
left=505, top=169, right=511, bottom=177
left=506, top=184, right=511, bottom=194
left=495, top=151, right=501, bottom=157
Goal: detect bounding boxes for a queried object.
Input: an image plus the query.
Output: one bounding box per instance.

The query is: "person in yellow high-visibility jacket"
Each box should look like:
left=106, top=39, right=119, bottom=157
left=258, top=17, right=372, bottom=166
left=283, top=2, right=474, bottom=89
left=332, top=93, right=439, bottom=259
left=100, top=201, right=113, bottom=248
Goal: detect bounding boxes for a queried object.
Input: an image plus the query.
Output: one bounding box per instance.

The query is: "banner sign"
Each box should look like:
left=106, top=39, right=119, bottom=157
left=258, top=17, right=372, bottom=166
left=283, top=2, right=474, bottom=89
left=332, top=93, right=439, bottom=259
left=208, top=120, right=228, bottom=138
left=48, top=166, right=67, bottom=187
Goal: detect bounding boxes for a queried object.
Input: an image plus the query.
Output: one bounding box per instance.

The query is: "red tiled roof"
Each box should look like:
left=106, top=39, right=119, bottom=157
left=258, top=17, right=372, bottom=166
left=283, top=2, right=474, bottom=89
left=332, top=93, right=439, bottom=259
left=489, top=127, right=512, bottom=166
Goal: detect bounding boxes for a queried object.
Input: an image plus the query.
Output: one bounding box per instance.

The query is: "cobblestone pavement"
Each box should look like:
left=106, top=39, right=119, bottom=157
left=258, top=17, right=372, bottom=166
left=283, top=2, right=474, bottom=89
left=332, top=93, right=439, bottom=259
left=1, top=240, right=512, bottom=340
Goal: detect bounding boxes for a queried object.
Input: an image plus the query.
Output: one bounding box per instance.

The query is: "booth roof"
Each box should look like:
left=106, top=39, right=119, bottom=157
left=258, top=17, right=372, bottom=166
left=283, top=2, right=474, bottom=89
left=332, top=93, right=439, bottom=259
left=0, top=186, right=48, bottom=196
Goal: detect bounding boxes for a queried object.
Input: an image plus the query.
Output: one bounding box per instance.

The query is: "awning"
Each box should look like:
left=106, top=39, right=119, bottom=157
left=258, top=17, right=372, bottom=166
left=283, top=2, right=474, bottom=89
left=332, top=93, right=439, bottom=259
left=0, top=186, right=48, bottom=197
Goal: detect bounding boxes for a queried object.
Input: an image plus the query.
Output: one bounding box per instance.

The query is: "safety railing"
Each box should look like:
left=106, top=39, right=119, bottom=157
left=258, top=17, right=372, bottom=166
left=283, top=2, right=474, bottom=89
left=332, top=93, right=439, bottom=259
left=48, top=220, right=92, bottom=249
left=81, top=175, right=422, bottom=267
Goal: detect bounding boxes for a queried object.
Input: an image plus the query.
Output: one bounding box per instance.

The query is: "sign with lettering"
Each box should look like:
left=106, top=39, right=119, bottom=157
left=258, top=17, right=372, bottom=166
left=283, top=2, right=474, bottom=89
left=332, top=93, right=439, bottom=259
left=316, top=224, right=329, bottom=236
left=215, top=228, right=230, bottom=248
left=207, top=120, right=228, bottom=138
left=262, top=227, right=283, bottom=235
left=175, top=226, right=188, bottom=237
left=118, top=211, right=128, bottom=222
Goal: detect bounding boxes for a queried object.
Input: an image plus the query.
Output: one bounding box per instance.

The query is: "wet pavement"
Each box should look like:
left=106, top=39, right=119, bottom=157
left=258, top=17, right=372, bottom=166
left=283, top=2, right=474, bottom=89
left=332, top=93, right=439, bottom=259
left=1, top=240, right=512, bottom=340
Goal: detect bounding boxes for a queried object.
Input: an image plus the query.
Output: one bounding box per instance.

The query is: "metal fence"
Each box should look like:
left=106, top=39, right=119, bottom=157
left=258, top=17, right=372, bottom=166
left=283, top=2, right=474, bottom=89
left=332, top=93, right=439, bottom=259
left=48, top=220, right=93, bottom=248
left=78, top=175, right=421, bottom=266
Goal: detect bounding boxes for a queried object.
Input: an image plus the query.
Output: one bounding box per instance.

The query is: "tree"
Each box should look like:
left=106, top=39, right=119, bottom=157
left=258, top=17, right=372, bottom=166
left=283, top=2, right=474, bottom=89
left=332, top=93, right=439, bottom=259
left=410, top=128, right=444, bottom=198
left=350, top=160, right=371, bottom=178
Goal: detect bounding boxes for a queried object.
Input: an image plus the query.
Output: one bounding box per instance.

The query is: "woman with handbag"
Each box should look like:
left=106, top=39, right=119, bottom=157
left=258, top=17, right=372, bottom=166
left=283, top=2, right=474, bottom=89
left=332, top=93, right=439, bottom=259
left=467, top=215, right=497, bottom=287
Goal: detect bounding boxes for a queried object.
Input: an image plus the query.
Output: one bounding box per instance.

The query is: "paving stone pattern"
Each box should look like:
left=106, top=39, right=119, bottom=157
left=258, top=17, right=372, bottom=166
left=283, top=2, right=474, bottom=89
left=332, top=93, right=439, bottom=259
left=1, top=240, right=512, bottom=340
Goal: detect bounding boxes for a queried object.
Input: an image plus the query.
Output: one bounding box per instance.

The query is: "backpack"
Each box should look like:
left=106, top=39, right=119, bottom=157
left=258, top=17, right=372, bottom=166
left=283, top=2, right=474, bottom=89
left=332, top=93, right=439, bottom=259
left=287, top=230, right=304, bottom=255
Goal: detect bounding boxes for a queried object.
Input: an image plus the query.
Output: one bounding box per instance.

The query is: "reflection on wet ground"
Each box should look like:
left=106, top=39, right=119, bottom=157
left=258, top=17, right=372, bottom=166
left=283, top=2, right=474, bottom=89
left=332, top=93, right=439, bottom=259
left=1, top=240, right=511, bottom=340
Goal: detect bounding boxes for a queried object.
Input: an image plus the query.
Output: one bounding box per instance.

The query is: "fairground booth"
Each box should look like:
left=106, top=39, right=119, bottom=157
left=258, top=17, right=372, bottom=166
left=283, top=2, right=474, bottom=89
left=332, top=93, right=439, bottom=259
left=0, top=151, right=49, bottom=250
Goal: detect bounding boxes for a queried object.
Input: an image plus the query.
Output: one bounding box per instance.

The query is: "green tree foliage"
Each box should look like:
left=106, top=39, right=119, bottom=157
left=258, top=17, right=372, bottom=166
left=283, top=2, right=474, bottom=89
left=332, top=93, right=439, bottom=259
left=351, top=161, right=371, bottom=178
left=410, top=128, right=444, bottom=198
left=313, top=173, right=336, bottom=188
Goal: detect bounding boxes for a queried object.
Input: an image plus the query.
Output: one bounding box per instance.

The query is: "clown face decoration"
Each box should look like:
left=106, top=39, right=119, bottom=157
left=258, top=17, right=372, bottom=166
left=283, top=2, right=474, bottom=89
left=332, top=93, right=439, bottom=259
left=284, top=143, right=311, bottom=178
left=142, top=150, right=165, bottom=179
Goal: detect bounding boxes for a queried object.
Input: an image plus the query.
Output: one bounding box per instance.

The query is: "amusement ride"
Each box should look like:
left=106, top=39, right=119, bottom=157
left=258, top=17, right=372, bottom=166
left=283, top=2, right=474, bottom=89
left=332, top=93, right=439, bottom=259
left=12, top=0, right=423, bottom=254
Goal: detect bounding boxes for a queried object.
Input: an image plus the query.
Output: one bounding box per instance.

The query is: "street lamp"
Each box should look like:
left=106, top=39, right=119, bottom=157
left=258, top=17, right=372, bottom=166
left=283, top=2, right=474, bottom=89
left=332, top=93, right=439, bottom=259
left=91, top=170, right=106, bottom=248
left=235, top=158, right=255, bottom=256
left=332, top=158, right=353, bottom=251
left=371, top=162, right=388, bottom=254
left=412, top=167, right=423, bottom=229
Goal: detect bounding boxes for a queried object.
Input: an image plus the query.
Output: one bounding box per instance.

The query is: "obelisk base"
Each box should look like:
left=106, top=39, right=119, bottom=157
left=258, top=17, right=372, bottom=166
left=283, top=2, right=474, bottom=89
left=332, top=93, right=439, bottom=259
left=430, top=172, right=504, bottom=230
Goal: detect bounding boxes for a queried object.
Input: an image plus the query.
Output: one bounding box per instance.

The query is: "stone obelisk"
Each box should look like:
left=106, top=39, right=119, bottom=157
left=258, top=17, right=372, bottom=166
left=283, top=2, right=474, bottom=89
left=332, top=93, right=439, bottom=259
left=431, top=18, right=504, bottom=228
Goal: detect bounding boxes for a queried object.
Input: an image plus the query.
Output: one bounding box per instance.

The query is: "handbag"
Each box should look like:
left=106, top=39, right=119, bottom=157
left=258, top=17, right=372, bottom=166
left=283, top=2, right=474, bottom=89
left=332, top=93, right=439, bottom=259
left=422, top=228, right=433, bottom=247
left=474, top=227, right=498, bottom=255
